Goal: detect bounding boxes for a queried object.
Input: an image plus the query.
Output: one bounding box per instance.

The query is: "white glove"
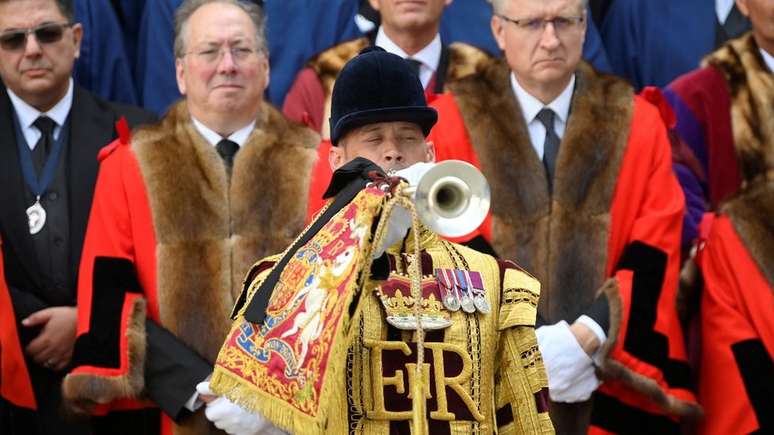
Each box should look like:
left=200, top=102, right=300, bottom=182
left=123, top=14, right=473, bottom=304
left=197, top=382, right=285, bottom=435
left=536, top=320, right=600, bottom=403
left=372, top=163, right=436, bottom=259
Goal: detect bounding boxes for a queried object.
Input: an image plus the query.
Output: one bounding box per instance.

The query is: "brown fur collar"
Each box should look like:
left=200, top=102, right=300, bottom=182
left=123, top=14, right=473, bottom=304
left=721, top=179, right=774, bottom=288
left=308, top=38, right=491, bottom=139
left=131, top=101, right=318, bottom=366
left=447, top=58, right=633, bottom=323
left=704, top=33, right=774, bottom=186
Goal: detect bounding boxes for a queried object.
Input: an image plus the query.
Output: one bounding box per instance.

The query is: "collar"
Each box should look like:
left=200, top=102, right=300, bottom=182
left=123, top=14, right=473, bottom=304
left=716, top=0, right=735, bottom=23
left=191, top=117, right=256, bottom=147
left=7, top=78, right=73, bottom=134
left=760, top=47, right=774, bottom=74
left=510, top=73, right=574, bottom=126
left=375, top=27, right=442, bottom=73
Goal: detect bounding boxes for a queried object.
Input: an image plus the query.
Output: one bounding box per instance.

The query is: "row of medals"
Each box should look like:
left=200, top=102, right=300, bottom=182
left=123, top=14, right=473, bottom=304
left=435, top=268, right=491, bottom=315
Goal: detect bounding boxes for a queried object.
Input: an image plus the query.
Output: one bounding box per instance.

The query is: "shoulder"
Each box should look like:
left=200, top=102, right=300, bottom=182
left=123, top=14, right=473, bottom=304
left=75, top=87, right=158, bottom=128
left=308, top=37, right=370, bottom=78
left=263, top=103, right=320, bottom=152
left=445, top=42, right=494, bottom=82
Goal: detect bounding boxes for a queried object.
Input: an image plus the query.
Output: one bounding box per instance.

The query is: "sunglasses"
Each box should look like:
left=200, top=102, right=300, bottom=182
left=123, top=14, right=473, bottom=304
left=0, top=22, right=73, bottom=51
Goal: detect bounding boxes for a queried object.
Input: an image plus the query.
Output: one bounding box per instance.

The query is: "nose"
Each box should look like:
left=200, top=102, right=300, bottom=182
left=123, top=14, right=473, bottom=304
left=382, top=141, right=404, bottom=165
left=23, top=31, right=43, bottom=57
left=216, top=48, right=238, bottom=74
left=538, top=22, right=561, bottom=50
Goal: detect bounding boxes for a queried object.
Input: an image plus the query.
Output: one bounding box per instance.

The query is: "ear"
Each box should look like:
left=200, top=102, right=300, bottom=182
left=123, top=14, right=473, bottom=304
left=491, top=15, right=507, bottom=52
left=445, top=0, right=454, bottom=6
left=71, top=23, right=83, bottom=58
left=736, top=0, right=750, bottom=17
left=329, top=143, right=346, bottom=172
left=424, top=140, right=436, bottom=163
left=368, top=0, right=381, bottom=13
left=260, top=53, right=270, bottom=90
left=175, top=57, right=187, bottom=95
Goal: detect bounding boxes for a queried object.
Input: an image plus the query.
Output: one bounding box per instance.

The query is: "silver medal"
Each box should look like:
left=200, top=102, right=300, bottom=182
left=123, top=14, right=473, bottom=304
left=460, top=292, right=476, bottom=313
left=26, top=197, right=46, bottom=235
left=473, top=294, right=491, bottom=314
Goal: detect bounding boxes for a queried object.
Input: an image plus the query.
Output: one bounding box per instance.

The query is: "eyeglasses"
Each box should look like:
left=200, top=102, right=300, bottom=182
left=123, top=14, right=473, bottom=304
left=186, top=44, right=260, bottom=65
left=497, top=14, right=584, bottom=35
left=0, top=22, right=73, bottom=51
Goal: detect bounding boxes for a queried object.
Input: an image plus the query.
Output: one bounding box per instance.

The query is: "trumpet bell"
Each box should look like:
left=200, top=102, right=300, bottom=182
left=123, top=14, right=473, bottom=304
left=413, top=160, right=491, bottom=238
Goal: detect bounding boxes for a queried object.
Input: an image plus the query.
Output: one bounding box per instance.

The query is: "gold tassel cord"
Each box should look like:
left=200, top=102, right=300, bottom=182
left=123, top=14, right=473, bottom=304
left=367, top=182, right=429, bottom=434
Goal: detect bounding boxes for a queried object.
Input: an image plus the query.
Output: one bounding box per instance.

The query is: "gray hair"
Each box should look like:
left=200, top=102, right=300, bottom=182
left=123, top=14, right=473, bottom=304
left=488, top=0, right=588, bottom=14
left=173, top=0, right=267, bottom=58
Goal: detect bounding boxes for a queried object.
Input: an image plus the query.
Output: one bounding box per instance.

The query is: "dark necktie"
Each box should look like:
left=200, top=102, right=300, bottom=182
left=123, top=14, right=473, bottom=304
left=216, top=139, right=239, bottom=172
left=405, top=58, right=422, bottom=79
left=536, top=108, right=560, bottom=192
left=33, top=116, right=56, bottom=156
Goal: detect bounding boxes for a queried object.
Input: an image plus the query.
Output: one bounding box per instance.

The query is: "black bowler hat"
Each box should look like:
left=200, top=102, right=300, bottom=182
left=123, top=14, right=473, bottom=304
left=329, top=46, right=438, bottom=145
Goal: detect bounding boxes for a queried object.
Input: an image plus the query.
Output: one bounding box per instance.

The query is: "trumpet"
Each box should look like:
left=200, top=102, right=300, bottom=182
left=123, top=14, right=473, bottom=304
left=402, top=160, right=491, bottom=237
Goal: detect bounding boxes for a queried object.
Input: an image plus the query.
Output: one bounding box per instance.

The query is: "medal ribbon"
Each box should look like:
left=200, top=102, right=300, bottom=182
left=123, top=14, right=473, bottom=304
left=13, top=112, right=69, bottom=199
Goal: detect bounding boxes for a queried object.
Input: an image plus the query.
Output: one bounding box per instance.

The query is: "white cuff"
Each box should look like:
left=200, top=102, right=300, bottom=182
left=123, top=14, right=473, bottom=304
left=184, top=390, right=202, bottom=412
left=575, top=315, right=607, bottom=349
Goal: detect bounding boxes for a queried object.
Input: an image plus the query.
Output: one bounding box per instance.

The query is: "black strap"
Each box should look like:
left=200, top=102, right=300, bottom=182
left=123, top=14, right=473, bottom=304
left=242, top=157, right=384, bottom=323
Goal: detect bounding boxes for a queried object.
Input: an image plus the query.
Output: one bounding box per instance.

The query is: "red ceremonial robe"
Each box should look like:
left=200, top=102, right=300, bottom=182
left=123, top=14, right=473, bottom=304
left=0, top=237, right=37, bottom=410
left=695, top=184, right=773, bottom=435
left=62, top=102, right=317, bottom=435
left=433, top=58, right=699, bottom=433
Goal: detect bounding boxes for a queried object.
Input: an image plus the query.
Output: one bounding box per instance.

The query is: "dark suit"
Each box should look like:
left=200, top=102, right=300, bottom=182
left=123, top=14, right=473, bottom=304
left=0, top=83, right=157, bottom=435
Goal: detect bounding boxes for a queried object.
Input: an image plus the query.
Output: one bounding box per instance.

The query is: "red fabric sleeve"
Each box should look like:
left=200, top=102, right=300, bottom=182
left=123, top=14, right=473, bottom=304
left=282, top=67, right=326, bottom=132
left=0, top=239, right=37, bottom=409
left=698, top=215, right=774, bottom=435
left=600, top=96, right=696, bottom=414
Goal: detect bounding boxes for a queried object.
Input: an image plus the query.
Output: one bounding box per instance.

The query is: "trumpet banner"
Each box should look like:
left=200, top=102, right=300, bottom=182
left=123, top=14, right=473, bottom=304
left=210, top=186, right=387, bottom=434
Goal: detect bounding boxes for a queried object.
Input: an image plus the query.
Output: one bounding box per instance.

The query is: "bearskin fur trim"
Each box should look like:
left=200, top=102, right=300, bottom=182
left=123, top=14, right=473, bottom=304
left=308, top=38, right=492, bottom=139
left=62, top=297, right=147, bottom=406
left=131, top=101, right=317, bottom=367
left=704, top=33, right=774, bottom=186
left=721, top=179, right=774, bottom=288
left=448, top=59, right=633, bottom=323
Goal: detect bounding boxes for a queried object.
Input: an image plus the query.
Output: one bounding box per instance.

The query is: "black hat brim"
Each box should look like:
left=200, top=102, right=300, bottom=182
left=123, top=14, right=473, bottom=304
left=331, top=106, right=438, bottom=145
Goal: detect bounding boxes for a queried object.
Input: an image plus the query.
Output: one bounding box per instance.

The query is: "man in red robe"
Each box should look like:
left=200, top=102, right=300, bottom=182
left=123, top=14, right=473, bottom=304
left=664, top=1, right=774, bottom=433
left=427, top=0, right=699, bottom=432
left=61, top=1, right=318, bottom=434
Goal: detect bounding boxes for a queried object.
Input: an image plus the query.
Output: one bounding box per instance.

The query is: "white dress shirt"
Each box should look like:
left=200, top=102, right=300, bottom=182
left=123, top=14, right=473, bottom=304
left=760, top=48, right=774, bottom=73
left=7, top=78, right=74, bottom=150
left=191, top=117, right=255, bottom=148
left=375, top=27, right=442, bottom=90
left=510, top=73, right=575, bottom=160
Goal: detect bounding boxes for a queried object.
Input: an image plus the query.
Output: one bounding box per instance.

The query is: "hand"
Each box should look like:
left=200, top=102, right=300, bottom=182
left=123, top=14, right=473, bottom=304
left=196, top=380, right=218, bottom=404
left=22, top=306, right=77, bottom=371
left=536, top=320, right=600, bottom=403
left=372, top=163, right=436, bottom=259
left=569, top=321, right=601, bottom=356
left=202, top=390, right=283, bottom=435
